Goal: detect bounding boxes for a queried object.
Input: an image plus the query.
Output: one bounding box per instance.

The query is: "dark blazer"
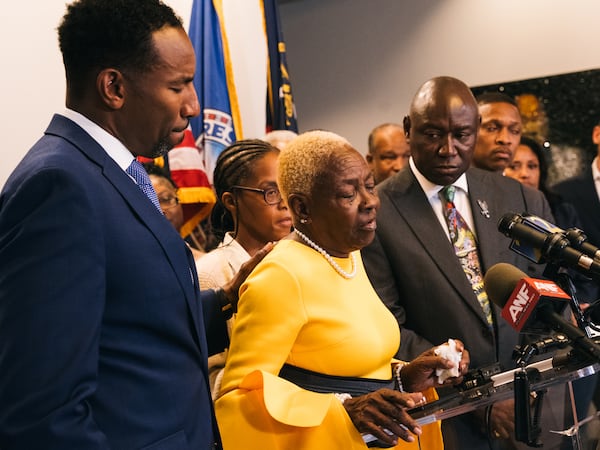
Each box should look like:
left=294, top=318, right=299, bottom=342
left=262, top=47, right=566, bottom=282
left=362, top=166, right=553, bottom=449
left=545, top=189, right=600, bottom=302
left=0, top=115, right=228, bottom=449
left=553, top=169, right=600, bottom=250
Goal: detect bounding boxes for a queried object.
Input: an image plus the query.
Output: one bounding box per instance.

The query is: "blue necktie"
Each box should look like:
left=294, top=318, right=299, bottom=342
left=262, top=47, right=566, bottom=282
left=440, top=185, right=493, bottom=326
left=126, top=159, right=162, bottom=212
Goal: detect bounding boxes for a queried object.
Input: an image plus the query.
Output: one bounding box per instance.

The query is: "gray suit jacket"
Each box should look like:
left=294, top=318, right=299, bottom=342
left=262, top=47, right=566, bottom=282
left=362, top=166, right=553, bottom=371
left=362, top=167, right=552, bottom=450
left=362, top=166, right=554, bottom=449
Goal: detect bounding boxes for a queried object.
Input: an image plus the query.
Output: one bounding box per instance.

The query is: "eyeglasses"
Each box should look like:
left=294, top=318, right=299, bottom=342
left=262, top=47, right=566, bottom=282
left=158, top=194, right=179, bottom=209
left=231, top=185, right=282, bottom=205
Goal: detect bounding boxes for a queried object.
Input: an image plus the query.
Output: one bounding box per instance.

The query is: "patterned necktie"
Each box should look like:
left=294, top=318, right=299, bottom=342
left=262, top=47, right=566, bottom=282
left=440, top=185, right=493, bottom=326
left=126, top=159, right=162, bottom=212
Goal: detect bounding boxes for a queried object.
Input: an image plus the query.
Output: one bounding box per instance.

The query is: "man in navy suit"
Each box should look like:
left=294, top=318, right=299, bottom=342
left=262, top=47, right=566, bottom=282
left=0, top=1, right=269, bottom=448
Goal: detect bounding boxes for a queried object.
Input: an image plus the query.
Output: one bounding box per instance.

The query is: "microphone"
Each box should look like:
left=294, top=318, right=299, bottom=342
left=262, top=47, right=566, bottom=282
left=484, top=263, right=600, bottom=361
left=564, top=228, right=600, bottom=261
left=499, top=213, right=564, bottom=263
left=502, top=212, right=600, bottom=262
left=484, top=263, right=569, bottom=332
left=498, top=213, right=600, bottom=281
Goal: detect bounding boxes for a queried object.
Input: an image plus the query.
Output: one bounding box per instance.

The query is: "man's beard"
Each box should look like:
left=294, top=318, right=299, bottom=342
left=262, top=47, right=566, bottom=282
left=148, top=136, right=174, bottom=159
left=148, top=124, right=189, bottom=158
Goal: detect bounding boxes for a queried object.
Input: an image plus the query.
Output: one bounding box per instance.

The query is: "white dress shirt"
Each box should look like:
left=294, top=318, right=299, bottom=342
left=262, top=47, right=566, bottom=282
left=62, top=108, right=135, bottom=174
left=409, top=157, right=477, bottom=241
left=592, top=156, right=600, bottom=204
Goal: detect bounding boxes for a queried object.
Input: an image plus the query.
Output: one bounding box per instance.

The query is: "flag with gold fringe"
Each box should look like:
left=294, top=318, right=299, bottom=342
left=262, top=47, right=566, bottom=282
left=137, top=129, right=216, bottom=248
left=263, top=0, right=298, bottom=132
left=188, top=0, right=298, bottom=179
left=139, top=0, right=298, bottom=250
left=189, top=0, right=240, bottom=184
left=165, top=130, right=216, bottom=240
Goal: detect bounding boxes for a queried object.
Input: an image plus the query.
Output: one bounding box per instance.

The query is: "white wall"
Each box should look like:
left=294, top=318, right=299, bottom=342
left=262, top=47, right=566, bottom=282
left=2, top=0, right=599, bottom=186
left=0, top=0, right=192, bottom=188
left=279, top=0, right=600, bottom=153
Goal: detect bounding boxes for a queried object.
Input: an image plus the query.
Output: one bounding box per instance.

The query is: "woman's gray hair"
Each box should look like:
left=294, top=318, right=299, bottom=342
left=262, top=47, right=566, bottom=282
left=277, top=130, right=352, bottom=200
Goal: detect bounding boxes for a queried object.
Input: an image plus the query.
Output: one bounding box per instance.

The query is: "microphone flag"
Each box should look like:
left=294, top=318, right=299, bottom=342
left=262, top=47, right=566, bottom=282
left=486, top=262, right=600, bottom=360
left=501, top=277, right=570, bottom=332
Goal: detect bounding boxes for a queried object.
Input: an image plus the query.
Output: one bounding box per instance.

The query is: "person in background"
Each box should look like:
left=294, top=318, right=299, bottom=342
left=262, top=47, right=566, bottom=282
left=261, top=129, right=298, bottom=150
left=0, top=1, right=269, bottom=447
left=502, top=136, right=543, bottom=190
left=144, top=162, right=205, bottom=260
left=554, top=120, right=600, bottom=253
left=504, top=136, right=582, bottom=232
left=366, top=123, right=411, bottom=184
left=215, top=130, right=470, bottom=450
left=472, top=92, right=523, bottom=172
left=362, top=77, right=555, bottom=450
left=554, top=118, right=600, bottom=442
left=196, top=139, right=293, bottom=397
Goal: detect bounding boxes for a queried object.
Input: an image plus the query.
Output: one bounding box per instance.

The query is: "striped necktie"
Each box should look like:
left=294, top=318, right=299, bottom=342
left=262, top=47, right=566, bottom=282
left=440, top=185, right=493, bottom=326
left=126, top=159, right=162, bottom=212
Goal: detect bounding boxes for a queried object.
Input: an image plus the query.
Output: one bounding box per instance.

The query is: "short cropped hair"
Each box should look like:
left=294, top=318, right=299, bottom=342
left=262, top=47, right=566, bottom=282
left=475, top=92, right=518, bottom=108
left=58, top=0, right=182, bottom=97
left=278, top=130, right=353, bottom=200
left=262, top=130, right=298, bottom=145
left=367, top=123, right=403, bottom=154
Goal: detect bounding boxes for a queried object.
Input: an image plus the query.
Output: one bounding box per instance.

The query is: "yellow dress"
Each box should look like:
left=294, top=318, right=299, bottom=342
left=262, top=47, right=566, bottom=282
left=215, top=240, right=443, bottom=450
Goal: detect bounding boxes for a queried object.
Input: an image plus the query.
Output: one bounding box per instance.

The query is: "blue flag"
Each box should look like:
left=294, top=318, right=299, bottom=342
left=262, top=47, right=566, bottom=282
left=264, top=0, right=298, bottom=132
left=188, top=0, right=297, bottom=181
left=189, top=0, right=240, bottom=183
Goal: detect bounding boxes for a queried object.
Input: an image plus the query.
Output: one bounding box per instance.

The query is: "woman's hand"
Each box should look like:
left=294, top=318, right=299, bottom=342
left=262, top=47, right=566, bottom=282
left=343, top=389, right=425, bottom=446
left=400, top=340, right=470, bottom=392
left=220, top=242, right=274, bottom=311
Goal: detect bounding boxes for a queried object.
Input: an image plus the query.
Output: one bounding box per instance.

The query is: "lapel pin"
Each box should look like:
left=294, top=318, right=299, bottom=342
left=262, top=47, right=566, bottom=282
left=477, top=199, right=490, bottom=219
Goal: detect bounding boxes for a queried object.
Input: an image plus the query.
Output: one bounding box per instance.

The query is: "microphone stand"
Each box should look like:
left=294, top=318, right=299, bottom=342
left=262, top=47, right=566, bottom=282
left=508, top=263, right=576, bottom=447
left=513, top=340, right=553, bottom=447
left=514, top=366, right=544, bottom=448
left=542, top=264, right=594, bottom=450
left=545, top=264, right=589, bottom=336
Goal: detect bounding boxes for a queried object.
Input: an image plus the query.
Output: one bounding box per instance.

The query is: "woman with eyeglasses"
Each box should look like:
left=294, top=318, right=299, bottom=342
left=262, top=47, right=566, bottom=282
left=196, top=139, right=293, bottom=397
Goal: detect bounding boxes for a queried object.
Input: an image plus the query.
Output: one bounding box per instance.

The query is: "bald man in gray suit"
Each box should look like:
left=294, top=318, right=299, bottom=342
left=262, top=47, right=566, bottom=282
left=362, top=76, right=555, bottom=450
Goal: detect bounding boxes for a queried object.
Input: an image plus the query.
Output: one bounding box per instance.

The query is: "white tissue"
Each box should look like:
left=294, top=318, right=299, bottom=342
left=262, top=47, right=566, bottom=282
left=433, top=338, right=462, bottom=383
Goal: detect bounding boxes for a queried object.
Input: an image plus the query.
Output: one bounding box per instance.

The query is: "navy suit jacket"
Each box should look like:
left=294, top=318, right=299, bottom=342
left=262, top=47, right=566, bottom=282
left=0, top=115, right=228, bottom=449
left=554, top=169, right=600, bottom=249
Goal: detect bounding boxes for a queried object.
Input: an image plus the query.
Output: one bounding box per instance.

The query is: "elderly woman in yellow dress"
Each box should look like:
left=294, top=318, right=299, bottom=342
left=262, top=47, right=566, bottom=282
left=215, top=130, right=470, bottom=449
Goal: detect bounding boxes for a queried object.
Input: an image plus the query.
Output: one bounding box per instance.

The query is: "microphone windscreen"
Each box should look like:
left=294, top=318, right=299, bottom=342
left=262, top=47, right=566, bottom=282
left=484, top=263, right=528, bottom=308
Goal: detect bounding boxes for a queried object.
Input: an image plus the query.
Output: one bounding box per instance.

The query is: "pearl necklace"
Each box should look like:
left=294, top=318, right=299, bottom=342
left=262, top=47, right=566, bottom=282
left=294, top=229, right=357, bottom=279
